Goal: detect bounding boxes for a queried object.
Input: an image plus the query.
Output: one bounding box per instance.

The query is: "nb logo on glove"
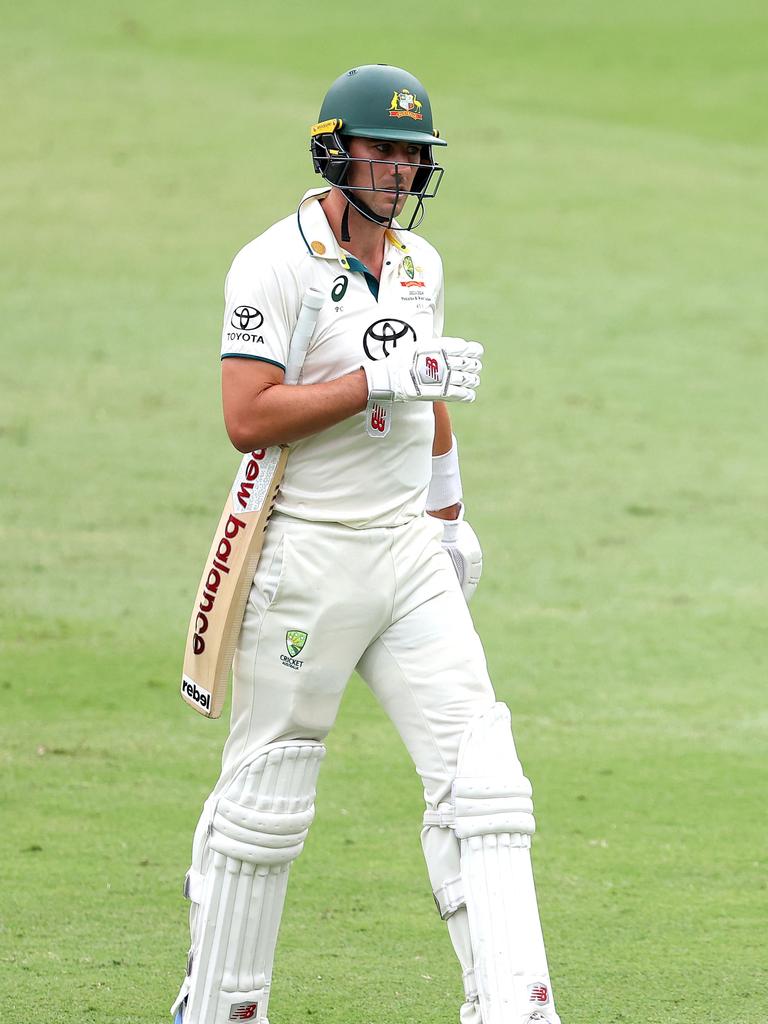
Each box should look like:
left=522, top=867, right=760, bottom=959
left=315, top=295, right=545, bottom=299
left=369, top=403, right=388, bottom=433
left=423, top=356, right=442, bottom=380
left=416, top=352, right=446, bottom=385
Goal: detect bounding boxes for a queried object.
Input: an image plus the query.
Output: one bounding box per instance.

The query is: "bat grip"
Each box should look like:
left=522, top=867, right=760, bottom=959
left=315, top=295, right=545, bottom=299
left=283, top=286, right=325, bottom=385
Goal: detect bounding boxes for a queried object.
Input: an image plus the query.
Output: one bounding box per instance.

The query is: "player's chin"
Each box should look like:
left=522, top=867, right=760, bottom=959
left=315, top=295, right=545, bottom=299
left=375, top=193, right=409, bottom=220
left=363, top=193, right=394, bottom=217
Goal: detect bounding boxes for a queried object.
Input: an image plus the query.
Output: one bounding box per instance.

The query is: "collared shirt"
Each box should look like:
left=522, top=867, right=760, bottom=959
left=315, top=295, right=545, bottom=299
left=220, top=188, right=445, bottom=529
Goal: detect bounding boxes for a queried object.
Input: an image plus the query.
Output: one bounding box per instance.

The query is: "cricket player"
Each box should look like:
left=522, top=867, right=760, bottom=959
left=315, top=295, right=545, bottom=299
left=172, top=64, right=562, bottom=1024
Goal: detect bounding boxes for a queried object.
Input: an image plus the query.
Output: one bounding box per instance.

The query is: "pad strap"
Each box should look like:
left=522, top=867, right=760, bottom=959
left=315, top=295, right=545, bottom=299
left=462, top=966, right=478, bottom=1004
left=424, top=784, right=534, bottom=839
left=184, top=867, right=205, bottom=904
left=422, top=803, right=455, bottom=828
left=432, top=873, right=465, bottom=920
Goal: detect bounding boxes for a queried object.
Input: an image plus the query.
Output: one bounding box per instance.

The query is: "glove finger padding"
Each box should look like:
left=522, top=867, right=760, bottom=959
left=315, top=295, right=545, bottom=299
left=440, top=338, right=484, bottom=361
left=446, top=387, right=476, bottom=403
left=449, top=370, right=480, bottom=390
left=446, top=355, right=482, bottom=374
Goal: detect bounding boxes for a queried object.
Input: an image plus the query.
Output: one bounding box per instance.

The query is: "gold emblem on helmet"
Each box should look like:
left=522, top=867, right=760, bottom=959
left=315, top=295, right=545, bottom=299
left=388, top=89, right=423, bottom=121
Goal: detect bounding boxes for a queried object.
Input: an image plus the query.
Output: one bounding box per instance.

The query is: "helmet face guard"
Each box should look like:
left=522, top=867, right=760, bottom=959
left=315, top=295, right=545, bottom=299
left=310, top=66, right=448, bottom=234
left=311, top=125, right=444, bottom=231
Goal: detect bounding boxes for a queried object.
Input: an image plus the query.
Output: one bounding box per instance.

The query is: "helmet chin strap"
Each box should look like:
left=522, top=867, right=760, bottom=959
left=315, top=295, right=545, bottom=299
left=339, top=188, right=392, bottom=242
left=341, top=201, right=352, bottom=243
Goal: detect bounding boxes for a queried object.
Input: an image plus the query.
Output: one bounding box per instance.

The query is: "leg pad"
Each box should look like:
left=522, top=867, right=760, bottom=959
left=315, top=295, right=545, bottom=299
left=173, top=742, right=325, bottom=1024
left=424, top=704, right=560, bottom=1024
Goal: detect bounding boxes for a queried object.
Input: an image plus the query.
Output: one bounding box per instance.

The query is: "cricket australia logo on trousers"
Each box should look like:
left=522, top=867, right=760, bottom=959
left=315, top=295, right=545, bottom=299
left=281, top=630, right=308, bottom=670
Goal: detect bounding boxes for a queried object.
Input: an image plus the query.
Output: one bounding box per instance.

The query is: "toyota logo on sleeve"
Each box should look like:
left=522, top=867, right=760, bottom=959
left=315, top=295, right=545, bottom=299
left=231, top=306, right=264, bottom=331
left=362, top=319, right=417, bottom=360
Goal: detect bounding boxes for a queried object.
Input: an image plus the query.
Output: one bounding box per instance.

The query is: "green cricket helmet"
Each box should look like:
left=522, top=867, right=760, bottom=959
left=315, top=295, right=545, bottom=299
left=310, top=64, right=446, bottom=233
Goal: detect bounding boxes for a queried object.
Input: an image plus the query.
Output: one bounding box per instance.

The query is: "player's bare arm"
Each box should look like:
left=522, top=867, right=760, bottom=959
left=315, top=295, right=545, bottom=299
left=222, top=356, right=368, bottom=451
left=223, top=337, right=481, bottom=452
left=432, top=401, right=453, bottom=456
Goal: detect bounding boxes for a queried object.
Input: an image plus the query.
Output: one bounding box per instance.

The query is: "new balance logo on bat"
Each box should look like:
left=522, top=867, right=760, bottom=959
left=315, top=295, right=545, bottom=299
left=235, top=449, right=268, bottom=509
left=192, top=513, right=249, bottom=655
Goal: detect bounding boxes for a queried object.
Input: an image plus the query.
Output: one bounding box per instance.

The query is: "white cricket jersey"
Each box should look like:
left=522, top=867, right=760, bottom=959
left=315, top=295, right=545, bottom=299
left=220, top=187, right=445, bottom=529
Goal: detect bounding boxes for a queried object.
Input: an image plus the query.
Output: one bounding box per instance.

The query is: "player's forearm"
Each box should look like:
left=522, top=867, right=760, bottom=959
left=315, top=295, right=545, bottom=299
left=432, top=401, right=453, bottom=456
left=227, top=369, right=369, bottom=451
left=428, top=503, right=461, bottom=521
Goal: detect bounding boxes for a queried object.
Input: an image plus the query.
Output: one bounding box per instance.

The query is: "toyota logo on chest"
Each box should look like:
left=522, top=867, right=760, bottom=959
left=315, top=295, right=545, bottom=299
left=363, top=319, right=417, bottom=361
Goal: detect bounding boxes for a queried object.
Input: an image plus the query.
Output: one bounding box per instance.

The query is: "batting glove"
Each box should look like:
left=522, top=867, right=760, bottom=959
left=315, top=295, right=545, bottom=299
left=440, top=503, right=483, bottom=602
left=363, top=337, right=483, bottom=404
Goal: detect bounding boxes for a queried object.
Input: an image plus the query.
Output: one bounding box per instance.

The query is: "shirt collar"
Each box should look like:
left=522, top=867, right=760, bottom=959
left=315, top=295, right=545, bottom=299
left=296, top=187, right=409, bottom=267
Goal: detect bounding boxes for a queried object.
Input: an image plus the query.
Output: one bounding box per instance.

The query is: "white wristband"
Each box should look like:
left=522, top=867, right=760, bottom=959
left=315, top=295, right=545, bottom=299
left=426, top=434, right=463, bottom=511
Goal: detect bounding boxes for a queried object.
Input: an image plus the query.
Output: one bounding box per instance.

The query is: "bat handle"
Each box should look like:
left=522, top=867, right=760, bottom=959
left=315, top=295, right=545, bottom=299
left=283, top=286, right=325, bottom=385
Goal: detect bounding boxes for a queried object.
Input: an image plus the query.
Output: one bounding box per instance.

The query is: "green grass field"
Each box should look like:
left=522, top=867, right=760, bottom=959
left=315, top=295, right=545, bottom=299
left=2, top=3, right=767, bottom=1021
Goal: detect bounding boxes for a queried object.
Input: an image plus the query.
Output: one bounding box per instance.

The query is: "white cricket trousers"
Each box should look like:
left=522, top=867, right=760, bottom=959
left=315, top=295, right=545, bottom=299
left=188, top=511, right=495, bottom=1022
left=203, top=511, right=495, bottom=805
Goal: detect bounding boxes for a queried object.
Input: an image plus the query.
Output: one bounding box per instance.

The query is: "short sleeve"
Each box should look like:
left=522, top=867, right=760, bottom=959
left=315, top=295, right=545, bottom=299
left=220, top=244, right=298, bottom=370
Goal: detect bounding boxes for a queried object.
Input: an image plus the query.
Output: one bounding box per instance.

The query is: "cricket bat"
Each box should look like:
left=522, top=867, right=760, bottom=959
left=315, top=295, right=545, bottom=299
left=180, top=286, right=325, bottom=717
